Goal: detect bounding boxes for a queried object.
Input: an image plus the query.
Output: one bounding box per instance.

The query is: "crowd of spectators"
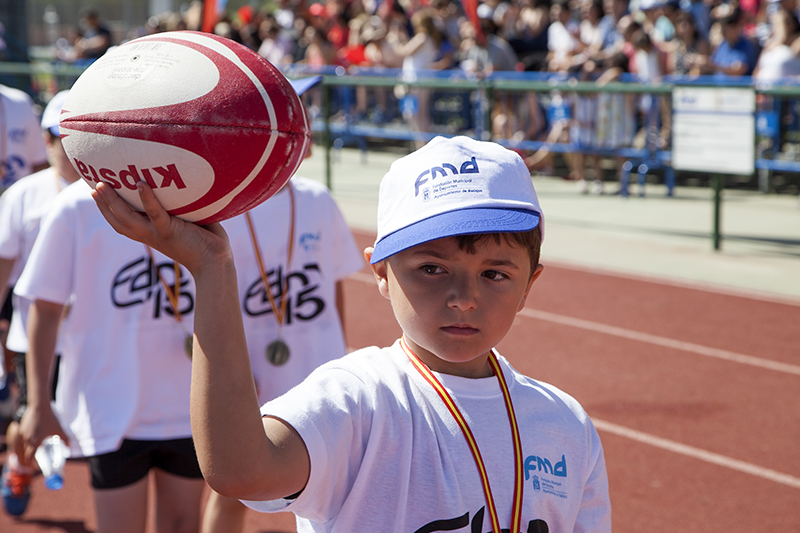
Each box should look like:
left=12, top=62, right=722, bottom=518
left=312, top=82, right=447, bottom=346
left=53, top=0, right=800, bottom=191
left=127, top=0, right=800, bottom=82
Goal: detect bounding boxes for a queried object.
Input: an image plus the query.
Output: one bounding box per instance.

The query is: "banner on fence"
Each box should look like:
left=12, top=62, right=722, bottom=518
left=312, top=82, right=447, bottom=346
left=672, top=87, right=755, bottom=175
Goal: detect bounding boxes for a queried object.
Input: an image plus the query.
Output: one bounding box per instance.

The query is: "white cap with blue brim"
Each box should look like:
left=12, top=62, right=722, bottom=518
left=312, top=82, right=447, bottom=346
left=370, top=136, right=544, bottom=264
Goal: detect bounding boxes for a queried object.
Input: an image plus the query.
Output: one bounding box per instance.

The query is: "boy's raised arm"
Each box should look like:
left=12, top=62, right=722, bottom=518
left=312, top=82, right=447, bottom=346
left=92, top=182, right=310, bottom=501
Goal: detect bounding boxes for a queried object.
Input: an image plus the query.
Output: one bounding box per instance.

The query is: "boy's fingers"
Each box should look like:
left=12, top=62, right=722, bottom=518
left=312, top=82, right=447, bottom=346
left=92, top=181, right=232, bottom=274
left=135, top=181, right=173, bottom=235
left=92, top=182, right=159, bottom=242
left=91, top=183, right=127, bottom=231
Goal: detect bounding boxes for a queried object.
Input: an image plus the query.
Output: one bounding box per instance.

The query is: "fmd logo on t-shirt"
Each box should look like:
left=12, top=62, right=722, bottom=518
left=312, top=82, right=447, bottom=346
left=1, top=154, right=27, bottom=188
left=525, top=453, right=568, bottom=500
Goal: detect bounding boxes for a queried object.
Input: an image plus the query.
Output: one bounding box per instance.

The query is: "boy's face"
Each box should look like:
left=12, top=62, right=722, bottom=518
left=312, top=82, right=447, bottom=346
left=367, top=235, right=543, bottom=379
left=45, top=134, right=81, bottom=184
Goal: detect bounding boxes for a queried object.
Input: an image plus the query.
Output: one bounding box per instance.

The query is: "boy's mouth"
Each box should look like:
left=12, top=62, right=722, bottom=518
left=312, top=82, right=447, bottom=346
left=441, top=325, right=479, bottom=335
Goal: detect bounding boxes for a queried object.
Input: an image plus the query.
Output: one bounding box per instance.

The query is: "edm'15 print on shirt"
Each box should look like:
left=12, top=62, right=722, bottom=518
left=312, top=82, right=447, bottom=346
left=244, top=263, right=326, bottom=324
left=111, top=255, right=194, bottom=319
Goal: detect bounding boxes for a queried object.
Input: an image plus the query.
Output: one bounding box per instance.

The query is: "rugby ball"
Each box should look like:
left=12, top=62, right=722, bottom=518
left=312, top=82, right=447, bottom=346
left=60, top=31, right=310, bottom=224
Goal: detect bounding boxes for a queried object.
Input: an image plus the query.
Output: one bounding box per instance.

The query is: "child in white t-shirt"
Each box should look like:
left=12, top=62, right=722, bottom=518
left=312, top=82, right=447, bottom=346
left=15, top=187, right=205, bottom=527
left=92, top=135, right=612, bottom=532
left=0, top=91, right=77, bottom=517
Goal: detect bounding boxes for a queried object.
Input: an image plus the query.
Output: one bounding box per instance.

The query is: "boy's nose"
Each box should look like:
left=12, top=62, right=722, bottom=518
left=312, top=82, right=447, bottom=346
left=447, top=276, right=478, bottom=311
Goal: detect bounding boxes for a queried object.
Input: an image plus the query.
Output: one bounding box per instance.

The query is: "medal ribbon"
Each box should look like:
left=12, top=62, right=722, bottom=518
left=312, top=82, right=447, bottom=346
left=145, top=246, right=193, bottom=357
left=145, top=245, right=185, bottom=324
left=245, top=183, right=295, bottom=326
left=400, top=338, right=524, bottom=533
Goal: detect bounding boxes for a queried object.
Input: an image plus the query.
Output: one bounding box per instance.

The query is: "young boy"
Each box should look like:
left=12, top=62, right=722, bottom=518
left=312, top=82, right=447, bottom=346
left=92, top=136, right=611, bottom=532
left=15, top=176, right=205, bottom=527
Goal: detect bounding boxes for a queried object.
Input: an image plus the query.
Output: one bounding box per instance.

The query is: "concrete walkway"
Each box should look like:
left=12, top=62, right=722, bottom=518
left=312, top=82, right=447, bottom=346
left=297, top=146, right=800, bottom=304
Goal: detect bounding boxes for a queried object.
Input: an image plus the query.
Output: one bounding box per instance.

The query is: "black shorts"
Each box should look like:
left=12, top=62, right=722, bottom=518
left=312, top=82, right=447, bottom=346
left=88, top=438, right=203, bottom=490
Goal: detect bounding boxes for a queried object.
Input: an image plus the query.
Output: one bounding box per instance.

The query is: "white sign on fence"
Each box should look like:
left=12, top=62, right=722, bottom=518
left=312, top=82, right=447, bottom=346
left=672, top=87, right=755, bottom=175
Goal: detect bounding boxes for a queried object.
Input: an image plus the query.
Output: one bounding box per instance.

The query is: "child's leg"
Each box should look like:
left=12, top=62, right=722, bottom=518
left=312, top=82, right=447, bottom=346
left=355, top=85, right=368, bottom=118
left=89, top=438, right=203, bottom=533
left=6, top=351, right=29, bottom=464
left=153, top=469, right=204, bottom=533
left=201, top=490, right=247, bottom=533
left=2, top=351, right=35, bottom=516
left=590, top=155, right=604, bottom=194
left=93, top=476, right=149, bottom=533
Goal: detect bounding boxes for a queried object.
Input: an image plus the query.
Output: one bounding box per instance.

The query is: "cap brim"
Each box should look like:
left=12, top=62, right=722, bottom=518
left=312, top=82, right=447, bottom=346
left=289, top=76, right=323, bottom=96
left=370, top=207, right=540, bottom=264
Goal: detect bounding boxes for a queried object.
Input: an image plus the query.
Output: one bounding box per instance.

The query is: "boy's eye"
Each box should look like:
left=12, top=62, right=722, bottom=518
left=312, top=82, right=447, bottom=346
left=483, top=270, right=508, bottom=281
left=421, top=264, right=443, bottom=274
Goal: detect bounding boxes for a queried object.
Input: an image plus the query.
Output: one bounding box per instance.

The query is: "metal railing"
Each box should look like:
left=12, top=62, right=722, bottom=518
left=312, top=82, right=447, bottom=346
left=4, top=60, right=800, bottom=197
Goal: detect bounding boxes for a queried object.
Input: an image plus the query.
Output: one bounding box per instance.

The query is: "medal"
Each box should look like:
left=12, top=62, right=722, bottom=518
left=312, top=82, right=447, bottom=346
left=246, top=183, right=296, bottom=365
left=185, top=333, right=193, bottom=359
left=266, top=339, right=291, bottom=366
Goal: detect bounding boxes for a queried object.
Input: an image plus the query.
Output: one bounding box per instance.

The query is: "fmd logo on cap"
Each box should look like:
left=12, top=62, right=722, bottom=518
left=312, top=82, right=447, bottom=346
left=371, top=136, right=544, bottom=264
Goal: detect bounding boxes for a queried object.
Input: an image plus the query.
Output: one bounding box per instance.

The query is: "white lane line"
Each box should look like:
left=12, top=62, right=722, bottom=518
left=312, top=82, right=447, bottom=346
left=518, top=308, right=800, bottom=377
left=593, top=419, right=800, bottom=490
left=350, top=272, right=800, bottom=377
left=546, top=260, right=800, bottom=308
left=349, top=272, right=800, bottom=490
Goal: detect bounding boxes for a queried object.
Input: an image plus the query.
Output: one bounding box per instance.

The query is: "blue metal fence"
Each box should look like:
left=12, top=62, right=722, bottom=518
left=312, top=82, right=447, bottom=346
left=3, top=60, right=800, bottom=196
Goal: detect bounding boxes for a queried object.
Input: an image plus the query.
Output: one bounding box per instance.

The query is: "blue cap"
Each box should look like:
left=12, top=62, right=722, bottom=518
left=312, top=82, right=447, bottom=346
left=289, top=76, right=323, bottom=96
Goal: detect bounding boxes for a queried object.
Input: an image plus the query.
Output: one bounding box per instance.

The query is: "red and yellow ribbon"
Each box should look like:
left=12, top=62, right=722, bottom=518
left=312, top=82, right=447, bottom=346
left=401, top=338, right=524, bottom=533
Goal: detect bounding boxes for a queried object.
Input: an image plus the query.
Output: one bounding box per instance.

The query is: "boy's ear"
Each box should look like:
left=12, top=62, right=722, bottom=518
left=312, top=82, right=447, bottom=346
left=364, top=247, right=391, bottom=300
left=518, top=263, right=544, bottom=312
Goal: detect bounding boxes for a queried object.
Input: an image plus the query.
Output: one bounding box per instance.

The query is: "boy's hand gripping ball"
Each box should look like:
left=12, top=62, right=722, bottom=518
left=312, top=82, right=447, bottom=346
left=60, top=31, right=310, bottom=224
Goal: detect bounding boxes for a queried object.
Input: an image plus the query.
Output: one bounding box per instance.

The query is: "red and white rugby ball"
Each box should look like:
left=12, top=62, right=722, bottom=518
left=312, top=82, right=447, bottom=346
left=60, top=31, right=310, bottom=224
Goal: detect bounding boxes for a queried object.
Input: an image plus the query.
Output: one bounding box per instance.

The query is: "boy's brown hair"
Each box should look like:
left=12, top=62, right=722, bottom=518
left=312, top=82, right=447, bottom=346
left=454, top=226, right=543, bottom=276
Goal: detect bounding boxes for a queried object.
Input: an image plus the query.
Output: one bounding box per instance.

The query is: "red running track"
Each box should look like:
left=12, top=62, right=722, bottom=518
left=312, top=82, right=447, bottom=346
left=2, top=228, right=798, bottom=532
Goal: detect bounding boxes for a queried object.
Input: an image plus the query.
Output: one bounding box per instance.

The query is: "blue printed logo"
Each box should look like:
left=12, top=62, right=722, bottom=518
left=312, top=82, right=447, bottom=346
left=525, top=454, right=569, bottom=500
left=414, top=156, right=480, bottom=197
left=524, top=454, right=567, bottom=478
left=299, top=231, right=320, bottom=251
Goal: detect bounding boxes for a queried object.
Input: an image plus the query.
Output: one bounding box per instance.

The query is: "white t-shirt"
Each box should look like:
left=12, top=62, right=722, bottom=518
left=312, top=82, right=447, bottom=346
left=14, top=182, right=195, bottom=457
left=222, top=176, right=363, bottom=405
left=548, top=20, right=580, bottom=61
left=0, top=85, right=47, bottom=190
left=402, top=36, right=439, bottom=81
left=243, top=340, right=611, bottom=533
left=754, top=44, right=800, bottom=81
left=0, top=167, right=72, bottom=355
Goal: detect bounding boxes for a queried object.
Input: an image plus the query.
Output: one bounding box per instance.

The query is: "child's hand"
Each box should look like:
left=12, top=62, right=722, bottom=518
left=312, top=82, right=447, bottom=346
left=91, top=181, right=232, bottom=276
